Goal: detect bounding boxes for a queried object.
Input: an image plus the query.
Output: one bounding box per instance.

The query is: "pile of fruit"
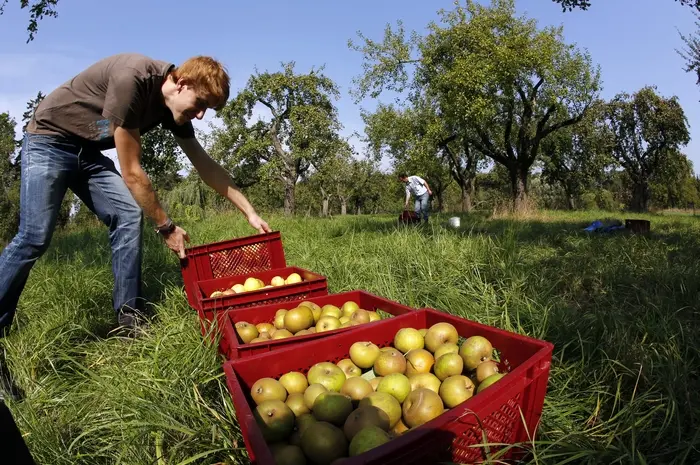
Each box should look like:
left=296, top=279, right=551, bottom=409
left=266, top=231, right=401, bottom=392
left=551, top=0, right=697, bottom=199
left=209, top=272, right=303, bottom=298
left=235, top=300, right=382, bottom=344
left=249, top=322, right=506, bottom=464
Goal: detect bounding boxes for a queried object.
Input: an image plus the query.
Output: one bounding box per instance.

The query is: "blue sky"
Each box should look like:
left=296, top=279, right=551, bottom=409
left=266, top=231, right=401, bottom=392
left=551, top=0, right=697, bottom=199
left=1, top=0, right=698, bottom=173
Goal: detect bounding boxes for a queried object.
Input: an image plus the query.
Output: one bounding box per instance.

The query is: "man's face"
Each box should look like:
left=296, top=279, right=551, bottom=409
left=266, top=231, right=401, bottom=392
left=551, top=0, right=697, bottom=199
left=170, top=82, right=212, bottom=125
left=400, top=176, right=408, bottom=183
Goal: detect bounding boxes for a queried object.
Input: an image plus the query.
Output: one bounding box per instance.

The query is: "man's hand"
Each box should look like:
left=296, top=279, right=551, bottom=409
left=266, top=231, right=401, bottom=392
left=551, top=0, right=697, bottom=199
left=428, top=189, right=433, bottom=196
left=163, top=226, right=190, bottom=259
left=248, top=213, right=272, bottom=234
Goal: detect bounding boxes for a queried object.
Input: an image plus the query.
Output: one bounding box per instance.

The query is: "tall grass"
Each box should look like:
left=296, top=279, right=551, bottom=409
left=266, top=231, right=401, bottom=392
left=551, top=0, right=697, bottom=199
left=2, top=209, right=699, bottom=464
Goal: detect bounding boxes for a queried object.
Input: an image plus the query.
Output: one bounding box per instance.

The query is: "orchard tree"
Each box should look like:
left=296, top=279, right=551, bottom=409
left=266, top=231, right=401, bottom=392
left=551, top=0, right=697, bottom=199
left=350, top=0, right=601, bottom=212
left=0, top=112, right=20, bottom=242
left=349, top=161, right=395, bottom=215
left=603, top=86, right=690, bottom=212
left=140, top=125, right=184, bottom=192
left=678, top=11, right=700, bottom=91
left=309, top=143, right=355, bottom=216
left=213, top=62, right=344, bottom=215
left=649, top=150, right=699, bottom=209
left=362, top=99, right=475, bottom=212
left=540, top=100, right=613, bottom=209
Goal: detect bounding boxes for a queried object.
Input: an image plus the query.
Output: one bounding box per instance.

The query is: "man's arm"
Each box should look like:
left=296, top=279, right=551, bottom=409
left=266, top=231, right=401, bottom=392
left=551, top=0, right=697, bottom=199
left=114, top=126, right=168, bottom=225
left=114, top=125, right=190, bottom=258
left=175, top=135, right=271, bottom=233
left=422, top=179, right=432, bottom=195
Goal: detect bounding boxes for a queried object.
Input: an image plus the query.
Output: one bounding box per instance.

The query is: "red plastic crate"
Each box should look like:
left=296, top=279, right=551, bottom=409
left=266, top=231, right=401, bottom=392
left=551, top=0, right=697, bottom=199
left=195, top=266, right=329, bottom=324
left=223, top=308, right=553, bottom=465
left=217, top=290, right=418, bottom=360
left=180, top=231, right=286, bottom=310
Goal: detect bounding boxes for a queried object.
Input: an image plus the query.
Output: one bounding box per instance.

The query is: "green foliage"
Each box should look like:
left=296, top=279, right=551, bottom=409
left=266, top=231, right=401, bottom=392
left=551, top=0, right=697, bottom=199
left=140, top=125, right=184, bottom=192
left=678, top=11, right=700, bottom=90
left=0, top=0, right=59, bottom=42
left=214, top=62, right=344, bottom=215
left=603, top=86, right=691, bottom=212
left=553, top=0, right=699, bottom=11
left=361, top=98, right=472, bottom=212
left=649, top=151, right=700, bottom=209
left=540, top=101, right=613, bottom=209
left=0, top=112, right=20, bottom=243
left=350, top=0, right=601, bottom=212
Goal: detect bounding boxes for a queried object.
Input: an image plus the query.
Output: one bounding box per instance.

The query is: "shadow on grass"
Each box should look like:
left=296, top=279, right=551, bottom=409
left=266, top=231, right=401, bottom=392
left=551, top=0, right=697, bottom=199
left=334, top=212, right=628, bottom=246
left=8, top=226, right=186, bottom=343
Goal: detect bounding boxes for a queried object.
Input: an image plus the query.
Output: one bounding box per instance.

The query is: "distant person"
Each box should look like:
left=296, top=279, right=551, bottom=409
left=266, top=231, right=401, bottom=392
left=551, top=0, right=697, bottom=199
left=399, top=173, right=432, bottom=223
left=0, top=53, right=271, bottom=336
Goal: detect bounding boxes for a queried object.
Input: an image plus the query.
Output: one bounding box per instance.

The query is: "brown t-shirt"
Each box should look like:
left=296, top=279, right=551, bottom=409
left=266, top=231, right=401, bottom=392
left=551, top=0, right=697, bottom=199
left=27, top=53, right=195, bottom=151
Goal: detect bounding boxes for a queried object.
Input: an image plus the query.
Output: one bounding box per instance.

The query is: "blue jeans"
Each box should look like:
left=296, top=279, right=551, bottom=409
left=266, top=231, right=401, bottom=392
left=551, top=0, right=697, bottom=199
left=0, top=133, right=144, bottom=335
left=414, top=192, right=430, bottom=221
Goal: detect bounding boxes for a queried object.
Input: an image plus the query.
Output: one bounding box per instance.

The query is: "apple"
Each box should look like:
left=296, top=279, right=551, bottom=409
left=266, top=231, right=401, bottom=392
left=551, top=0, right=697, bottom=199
left=316, top=316, right=341, bottom=333
left=341, top=301, right=360, bottom=317
left=337, top=359, right=362, bottom=378
left=307, top=362, right=347, bottom=392
left=349, top=342, right=381, bottom=369
left=243, top=277, right=263, bottom=292
left=393, top=328, right=425, bottom=353
left=320, top=305, right=342, bottom=319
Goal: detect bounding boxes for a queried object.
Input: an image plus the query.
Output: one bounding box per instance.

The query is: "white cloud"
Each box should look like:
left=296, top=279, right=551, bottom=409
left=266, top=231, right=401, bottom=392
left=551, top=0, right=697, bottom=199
left=0, top=94, right=32, bottom=139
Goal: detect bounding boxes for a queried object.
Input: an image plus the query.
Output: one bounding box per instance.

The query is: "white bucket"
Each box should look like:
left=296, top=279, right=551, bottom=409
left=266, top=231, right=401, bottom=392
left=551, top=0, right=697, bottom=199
left=448, top=217, right=460, bottom=228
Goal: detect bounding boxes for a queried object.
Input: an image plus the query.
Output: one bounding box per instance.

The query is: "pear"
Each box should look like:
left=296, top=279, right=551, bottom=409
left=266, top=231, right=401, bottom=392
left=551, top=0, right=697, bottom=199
left=475, top=360, right=500, bottom=383
left=254, top=399, right=295, bottom=443
left=402, top=388, right=444, bottom=428
left=439, top=375, right=475, bottom=408
left=424, top=322, right=459, bottom=353
left=477, top=373, right=505, bottom=394
left=251, top=378, right=287, bottom=405
left=459, top=335, right=493, bottom=371
left=300, top=421, right=347, bottom=465
left=343, top=405, right=391, bottom=441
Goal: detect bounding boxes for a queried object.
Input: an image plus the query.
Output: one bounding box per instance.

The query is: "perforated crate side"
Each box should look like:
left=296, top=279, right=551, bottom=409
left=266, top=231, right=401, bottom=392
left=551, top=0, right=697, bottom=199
left=180, top=231, right=286, bottom=309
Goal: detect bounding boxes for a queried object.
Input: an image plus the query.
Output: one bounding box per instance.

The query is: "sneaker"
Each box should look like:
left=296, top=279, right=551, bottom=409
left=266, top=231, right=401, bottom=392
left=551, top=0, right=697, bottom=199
left=114, top=311, right=149, bottom=338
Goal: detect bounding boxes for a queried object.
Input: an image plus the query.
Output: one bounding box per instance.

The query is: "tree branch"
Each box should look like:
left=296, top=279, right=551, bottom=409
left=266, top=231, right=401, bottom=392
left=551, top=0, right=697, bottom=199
left=258, top=98, right=280, bottom=119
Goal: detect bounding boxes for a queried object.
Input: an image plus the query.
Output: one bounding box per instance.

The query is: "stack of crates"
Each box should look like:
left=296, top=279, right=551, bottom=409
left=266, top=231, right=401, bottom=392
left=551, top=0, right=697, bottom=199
left=180, top=231, right=554, bottom=464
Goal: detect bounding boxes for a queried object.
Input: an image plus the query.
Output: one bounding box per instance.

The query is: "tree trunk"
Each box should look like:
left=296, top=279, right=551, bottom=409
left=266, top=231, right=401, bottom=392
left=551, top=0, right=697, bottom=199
left=283, top=179, right=295, bottom=215
left=509, top=165, right=529, bottom=212
left=461, top=177, right=475, bottom=213
left=564, top=186, right=576, bottom=210
left=341, top=198, right=347, bottom=215
left=322, top=198, right=329, bottom=217
left=630, top=180, right=650, bottom=212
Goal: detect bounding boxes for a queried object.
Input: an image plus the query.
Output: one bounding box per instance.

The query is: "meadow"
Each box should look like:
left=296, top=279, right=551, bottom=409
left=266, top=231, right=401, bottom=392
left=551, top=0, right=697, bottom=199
left=2, top=209, right=699, bottom=464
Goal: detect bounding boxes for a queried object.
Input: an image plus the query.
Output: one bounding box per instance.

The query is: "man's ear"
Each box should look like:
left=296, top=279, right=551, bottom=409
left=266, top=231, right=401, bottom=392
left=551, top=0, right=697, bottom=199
left=175, top=78, right=188, bottom=92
